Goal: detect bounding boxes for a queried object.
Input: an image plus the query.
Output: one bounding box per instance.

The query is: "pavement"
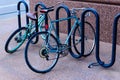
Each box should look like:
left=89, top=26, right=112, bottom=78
left=0, top=15, right=120, bottom=80
left=0, top=0, right=29, bottom=19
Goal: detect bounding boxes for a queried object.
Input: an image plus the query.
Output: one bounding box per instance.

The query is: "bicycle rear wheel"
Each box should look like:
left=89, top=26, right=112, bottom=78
left=5, top=27, right=27, bottom=53
left=73, top=21, right=95, bottom=57
left=25, top=32, right=59, bottom=73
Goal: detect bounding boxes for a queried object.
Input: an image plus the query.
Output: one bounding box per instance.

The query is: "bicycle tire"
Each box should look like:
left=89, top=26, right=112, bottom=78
left=25, top=32, right=59, bottom=73
left=5, top=27, right=28, bottom=53
left=73, top=21, right=95, bottom=57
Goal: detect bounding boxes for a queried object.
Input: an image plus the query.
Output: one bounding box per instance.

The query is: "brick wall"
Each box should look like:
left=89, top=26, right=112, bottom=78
left=29, top=0, right=120, bottom=44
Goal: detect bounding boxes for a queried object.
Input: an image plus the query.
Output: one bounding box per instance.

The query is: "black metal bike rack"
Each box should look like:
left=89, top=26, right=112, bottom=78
left=17, top=0, right=29, bottom=29
left=94, top=13, right=120, bottom=68
left=81, top=8, right=100, bottom=58
left=34, top=2, right=47, bottom=43
left=81, top=8, right=120, bottom=68
left=56, top=4, right=74, bottom=55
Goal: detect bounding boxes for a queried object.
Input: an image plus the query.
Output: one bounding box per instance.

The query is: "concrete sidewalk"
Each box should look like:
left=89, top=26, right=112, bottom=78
left=0, top=16, right=120, bottom=80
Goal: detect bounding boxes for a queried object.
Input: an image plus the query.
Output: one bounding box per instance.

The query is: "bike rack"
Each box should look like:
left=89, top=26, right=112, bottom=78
left=17, top=0, right=29, bottom=29
left=81, top=8, right=120, bottom=68
left=34, top=2, right=47, bottom=43
left=94, top=13, right=120, bottom=68
left=81, top=8, right=100, bottom=58
left=56, top=4, right=74, bottom=55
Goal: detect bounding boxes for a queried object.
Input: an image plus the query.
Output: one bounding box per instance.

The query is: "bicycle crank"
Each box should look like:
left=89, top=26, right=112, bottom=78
left=59, top=44, right=69, bottom=58
left=39, top=47, right=49, bottom=59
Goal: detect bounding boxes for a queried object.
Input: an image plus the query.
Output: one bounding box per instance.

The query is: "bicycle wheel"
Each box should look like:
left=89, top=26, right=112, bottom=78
left=73, top=21, right=95, bottom=57
left=25, top=32, right=59, bottom=73
left=5, top=27, right=28, bottom=53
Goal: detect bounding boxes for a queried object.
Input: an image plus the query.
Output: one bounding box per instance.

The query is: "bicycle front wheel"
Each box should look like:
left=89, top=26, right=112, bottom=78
left=73, top=21, right=95, bottom=57
left=5, top=27, right=27, bottom=53
left=25, top=32, right=59, bottom=73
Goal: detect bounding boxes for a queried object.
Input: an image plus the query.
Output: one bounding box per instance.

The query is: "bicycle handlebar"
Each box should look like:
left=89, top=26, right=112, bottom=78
left=70, top=7, right=90, bottom=17
left=70, top=8, right=87, bottom=13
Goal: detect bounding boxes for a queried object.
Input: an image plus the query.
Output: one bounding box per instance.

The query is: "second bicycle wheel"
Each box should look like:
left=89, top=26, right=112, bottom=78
left=5, top=27, right=27, bottom=53
left=73, top=21, right=95, bottom=57
left=25, top=32, right=59, bottom=73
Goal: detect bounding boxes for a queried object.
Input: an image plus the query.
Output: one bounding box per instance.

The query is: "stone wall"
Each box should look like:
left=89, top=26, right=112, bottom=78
left=72, top=0, right=120, bottom=5
left=29, top=0, right=120, bottom=44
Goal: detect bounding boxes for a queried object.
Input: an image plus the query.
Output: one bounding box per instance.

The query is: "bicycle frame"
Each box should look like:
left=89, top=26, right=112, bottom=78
left=26, top=14, right=45, bottom=37
left=48, top=14, right=80, bottom=45
left=38, top=14, right=45, bottom=28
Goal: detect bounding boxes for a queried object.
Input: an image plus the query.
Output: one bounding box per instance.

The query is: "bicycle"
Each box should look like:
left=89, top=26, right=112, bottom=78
left=5, top=11, right=46, bottom=53
left=25, top=6, right=95, bottom=73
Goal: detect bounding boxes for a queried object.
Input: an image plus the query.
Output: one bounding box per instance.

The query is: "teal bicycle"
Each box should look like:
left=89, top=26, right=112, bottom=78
left=25, top=7, right=95, bottom=73
left=5, top=12, right=46, bottom=53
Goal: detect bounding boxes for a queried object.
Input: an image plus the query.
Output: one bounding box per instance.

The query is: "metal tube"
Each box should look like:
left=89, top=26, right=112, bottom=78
left=96, top=13, right=120, bottom=68
left=81, top=8, right=100, bottom=58
left=17, top=0, right=29, bottom=29
left=82, top=8, right=120, bottom=68
left=55, top=4, right=73, bottom=54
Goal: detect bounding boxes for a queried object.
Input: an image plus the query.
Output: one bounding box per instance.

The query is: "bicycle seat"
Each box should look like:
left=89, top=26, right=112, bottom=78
left=40, top=7, right=54, bottom=13
left=26, top=12, right=37, bottom=21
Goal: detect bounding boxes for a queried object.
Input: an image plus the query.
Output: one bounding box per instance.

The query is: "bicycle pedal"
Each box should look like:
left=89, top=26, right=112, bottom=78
left=58, top=44, right=69, bottom=58
left=14, top=37, right=22, bottom=43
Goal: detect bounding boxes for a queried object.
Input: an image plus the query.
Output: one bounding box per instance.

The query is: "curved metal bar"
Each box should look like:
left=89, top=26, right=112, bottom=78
left=55, top=4, right=72, bottom=54
left=95, top=13, right=120, bottom=68
left=35, top=2, right=46, bottom=11
left=82, top=8, right=120, bottom=68
left=17, top=0, right=29, bottom=28
left=34, top=2, right=47, bottom=43
left=81, top=8, right=100, bottom=58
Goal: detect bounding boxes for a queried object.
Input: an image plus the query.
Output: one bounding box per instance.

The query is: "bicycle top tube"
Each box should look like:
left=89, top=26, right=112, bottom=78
left=48, top=7, right=90, bottom=23
left=51, top=16, right=77, bottom=23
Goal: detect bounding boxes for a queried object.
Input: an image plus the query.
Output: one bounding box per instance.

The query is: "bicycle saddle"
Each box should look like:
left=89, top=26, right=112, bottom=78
left=40, top=7, right=54, bottom=13
left=26, top=12, right=37, bottom=21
